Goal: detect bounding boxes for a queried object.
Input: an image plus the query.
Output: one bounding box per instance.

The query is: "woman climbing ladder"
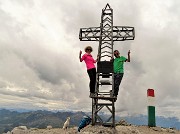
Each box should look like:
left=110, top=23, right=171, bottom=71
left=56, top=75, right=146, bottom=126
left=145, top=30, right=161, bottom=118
left=79, top=46, right=99, bottom=97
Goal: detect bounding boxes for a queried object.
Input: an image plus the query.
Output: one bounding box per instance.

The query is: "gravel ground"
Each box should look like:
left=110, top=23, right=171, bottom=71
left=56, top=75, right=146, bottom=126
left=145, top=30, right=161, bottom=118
left=4, top=125, right=180, bottom=134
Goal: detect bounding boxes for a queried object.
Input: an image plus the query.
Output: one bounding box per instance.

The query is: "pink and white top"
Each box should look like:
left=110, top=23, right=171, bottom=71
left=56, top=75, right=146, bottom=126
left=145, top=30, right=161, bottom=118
left=81, top=53, right=96, bottom=70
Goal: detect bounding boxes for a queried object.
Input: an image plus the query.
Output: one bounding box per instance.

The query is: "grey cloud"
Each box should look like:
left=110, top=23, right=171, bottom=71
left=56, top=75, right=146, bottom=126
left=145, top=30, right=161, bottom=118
left=0, top=0, right=180, bottom=119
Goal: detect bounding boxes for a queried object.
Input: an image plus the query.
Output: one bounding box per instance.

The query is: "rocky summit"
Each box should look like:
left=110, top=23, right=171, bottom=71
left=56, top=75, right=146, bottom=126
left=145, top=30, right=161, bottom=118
left=3, top=124, right=180, bottom=134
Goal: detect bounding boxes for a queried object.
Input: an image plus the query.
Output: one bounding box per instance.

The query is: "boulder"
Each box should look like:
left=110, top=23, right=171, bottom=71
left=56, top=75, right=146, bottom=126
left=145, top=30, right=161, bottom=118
left=11, top=126, right=28, bottom=134
left=47, top=125, right=53, bottom=129
left=117, top=119, right=131, bottom=126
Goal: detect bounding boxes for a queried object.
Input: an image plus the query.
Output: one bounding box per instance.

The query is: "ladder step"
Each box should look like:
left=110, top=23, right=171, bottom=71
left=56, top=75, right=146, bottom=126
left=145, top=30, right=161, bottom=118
left=99, top=80, right=112, bottom=85
left=98, top=92, right=111, bottom=96
left=97, top=103, right=112, bottom=106
left=99, top=73, right=112, bottom=78
left=98, top=91, right=113, bottom=97
left=91, top=96, right=117, bottom=100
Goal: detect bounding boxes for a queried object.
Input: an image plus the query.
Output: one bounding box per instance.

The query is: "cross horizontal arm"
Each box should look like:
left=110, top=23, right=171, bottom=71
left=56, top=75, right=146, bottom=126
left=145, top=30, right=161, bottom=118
left=113, top=26, right=135, bottom=41
left=79, top=27, right=100, bottom=41
left=79, top=26, right=135, bottom=41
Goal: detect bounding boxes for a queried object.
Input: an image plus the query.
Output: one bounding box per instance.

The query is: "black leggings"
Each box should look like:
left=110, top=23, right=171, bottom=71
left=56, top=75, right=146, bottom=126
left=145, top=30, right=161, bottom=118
left=114, top=73, right=124, bottom=96
left=87, top=68, right=96, bottom=93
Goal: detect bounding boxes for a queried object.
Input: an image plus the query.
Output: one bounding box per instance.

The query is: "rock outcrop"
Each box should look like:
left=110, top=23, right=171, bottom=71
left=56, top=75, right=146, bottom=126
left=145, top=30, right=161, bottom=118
left=3, top=124, right=180, bottom=134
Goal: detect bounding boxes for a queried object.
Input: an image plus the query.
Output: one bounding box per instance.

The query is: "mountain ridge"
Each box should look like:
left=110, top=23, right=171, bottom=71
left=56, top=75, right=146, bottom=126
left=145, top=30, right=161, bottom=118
left=0, top=109, right=179, bottom=133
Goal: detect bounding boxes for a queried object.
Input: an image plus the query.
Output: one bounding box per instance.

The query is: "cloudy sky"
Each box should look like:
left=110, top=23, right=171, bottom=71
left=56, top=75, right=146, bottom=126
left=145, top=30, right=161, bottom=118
left=0, top=0, right=180, bottom=119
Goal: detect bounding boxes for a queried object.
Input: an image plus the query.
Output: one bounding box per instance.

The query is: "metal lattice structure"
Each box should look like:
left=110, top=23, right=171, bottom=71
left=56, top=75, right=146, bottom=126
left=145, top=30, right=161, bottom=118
left=79, top=3, right=135, bottom=127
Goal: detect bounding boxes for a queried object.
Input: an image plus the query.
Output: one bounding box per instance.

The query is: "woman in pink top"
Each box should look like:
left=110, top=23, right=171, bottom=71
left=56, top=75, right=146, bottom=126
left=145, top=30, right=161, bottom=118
left=79, top=46, right=99, bottom=97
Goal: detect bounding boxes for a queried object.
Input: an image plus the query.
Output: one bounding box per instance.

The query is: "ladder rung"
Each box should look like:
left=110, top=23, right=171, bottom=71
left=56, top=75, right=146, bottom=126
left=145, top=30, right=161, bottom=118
left=98, top=93, right=111, bottom=96
left=99, top=80, right=112, bottom=85
left=99, top=73, right=112, bottom=78
left=91, top=96, right=117, bottom=100
left=97, top=103, right=112, bottom=106
left=98, top=91, right=111, bottom=93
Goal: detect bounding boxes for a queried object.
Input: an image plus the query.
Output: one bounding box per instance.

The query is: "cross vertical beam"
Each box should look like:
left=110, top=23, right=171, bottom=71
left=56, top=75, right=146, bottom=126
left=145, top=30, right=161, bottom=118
left=79, top=3, right=135, bottom=127
left=99, top=4, right=113, bottom=61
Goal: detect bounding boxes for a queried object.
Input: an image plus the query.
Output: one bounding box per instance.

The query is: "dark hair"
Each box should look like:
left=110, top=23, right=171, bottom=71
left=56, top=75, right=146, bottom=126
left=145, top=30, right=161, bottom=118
left=85, top=46, right=93, bottom=52
left=114, top=50, right=119, bottom=53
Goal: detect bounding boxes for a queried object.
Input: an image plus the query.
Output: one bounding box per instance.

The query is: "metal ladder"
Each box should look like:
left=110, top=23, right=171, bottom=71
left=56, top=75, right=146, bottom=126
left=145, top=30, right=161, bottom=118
left=79, top=3, right=135, bottom=127
left=91, top=61, right=116, bottom=127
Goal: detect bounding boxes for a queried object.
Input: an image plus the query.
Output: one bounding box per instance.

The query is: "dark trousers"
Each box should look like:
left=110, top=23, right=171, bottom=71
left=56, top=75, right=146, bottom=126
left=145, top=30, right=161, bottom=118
left=87, top=68, right=96, bottom=93
left=114, top=73, right=124, bottom=96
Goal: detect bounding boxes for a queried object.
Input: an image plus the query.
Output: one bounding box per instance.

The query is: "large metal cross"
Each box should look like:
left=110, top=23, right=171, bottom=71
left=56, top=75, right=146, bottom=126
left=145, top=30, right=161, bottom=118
left=79, top=3, right=135, bottom=127
left=79, top=3, right=135, bottom=61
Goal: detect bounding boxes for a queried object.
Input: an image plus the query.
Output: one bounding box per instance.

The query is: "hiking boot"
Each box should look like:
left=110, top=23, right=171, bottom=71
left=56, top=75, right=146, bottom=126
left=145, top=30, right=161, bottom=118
left=89, top=93, right=95, bottom=98
left=113, top=94, right=117, bottom=97
left=99, top=94, right=104, bottom=97
left=113, top=95, right=117, bottom=102
left=110, top=90, right=113, bottom=97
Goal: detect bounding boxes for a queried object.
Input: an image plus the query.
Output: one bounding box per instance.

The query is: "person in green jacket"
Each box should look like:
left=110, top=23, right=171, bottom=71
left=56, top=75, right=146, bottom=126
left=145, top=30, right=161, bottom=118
left=112, top=50, right=130, bottom=98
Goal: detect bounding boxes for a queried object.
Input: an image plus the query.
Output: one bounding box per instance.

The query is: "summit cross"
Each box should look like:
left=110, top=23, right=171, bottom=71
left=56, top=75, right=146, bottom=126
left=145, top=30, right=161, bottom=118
left=79, top=3, right=135, bottom=127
